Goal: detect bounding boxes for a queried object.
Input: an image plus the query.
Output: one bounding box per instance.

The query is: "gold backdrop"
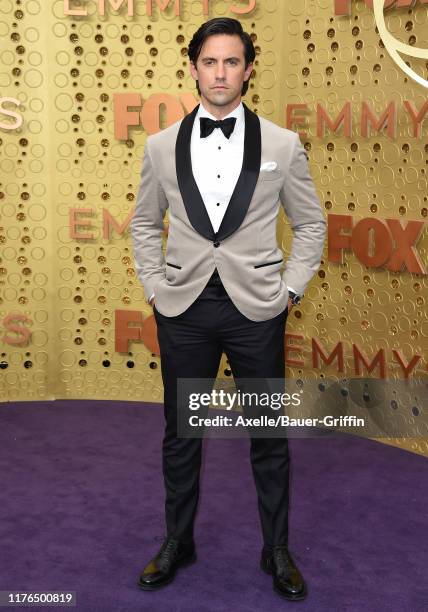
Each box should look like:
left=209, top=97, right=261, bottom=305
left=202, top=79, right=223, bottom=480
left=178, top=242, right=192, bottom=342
left=0, top=1, right=427, bottom=455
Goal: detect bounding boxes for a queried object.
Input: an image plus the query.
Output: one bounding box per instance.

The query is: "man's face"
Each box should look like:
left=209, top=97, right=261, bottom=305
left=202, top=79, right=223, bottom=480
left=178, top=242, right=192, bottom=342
left=189, top=34, right=253, bottom=108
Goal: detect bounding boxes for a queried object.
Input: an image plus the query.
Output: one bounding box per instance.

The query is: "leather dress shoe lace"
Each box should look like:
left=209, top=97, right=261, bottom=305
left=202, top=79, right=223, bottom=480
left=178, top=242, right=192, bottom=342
left=157, top=538, right=180, bottom=571
left=274, top=545, right=292, bottom=576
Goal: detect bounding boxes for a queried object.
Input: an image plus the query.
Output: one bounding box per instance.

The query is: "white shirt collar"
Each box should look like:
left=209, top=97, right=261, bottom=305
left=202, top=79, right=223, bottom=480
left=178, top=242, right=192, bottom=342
left=196, top=100, right=244, bottom=128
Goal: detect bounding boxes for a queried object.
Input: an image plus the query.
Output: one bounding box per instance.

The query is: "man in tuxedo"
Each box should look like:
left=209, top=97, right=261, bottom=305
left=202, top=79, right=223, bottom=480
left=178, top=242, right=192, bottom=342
left=131, top=17, right=326, bottom=601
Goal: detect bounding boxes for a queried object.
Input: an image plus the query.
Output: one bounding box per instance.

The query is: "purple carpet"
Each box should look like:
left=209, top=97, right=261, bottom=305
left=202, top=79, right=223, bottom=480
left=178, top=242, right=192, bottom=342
left=0, top=400, right=426, bottom=611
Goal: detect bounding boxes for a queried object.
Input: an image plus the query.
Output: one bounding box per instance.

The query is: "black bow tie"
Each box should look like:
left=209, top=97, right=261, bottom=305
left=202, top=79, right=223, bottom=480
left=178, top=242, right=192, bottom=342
left=200, top=116, right=237, bottom=139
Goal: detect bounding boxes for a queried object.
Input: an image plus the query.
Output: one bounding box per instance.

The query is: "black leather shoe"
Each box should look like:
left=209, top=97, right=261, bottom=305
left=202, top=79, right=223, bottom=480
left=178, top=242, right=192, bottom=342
left=138, top=537, right=197, bottom=590
left=261, top=545, right=307, bottom=601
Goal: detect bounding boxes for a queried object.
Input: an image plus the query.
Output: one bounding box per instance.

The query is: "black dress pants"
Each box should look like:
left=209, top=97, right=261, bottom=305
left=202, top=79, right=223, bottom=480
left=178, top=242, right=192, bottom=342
left=153, top=269, right=290, bottom=549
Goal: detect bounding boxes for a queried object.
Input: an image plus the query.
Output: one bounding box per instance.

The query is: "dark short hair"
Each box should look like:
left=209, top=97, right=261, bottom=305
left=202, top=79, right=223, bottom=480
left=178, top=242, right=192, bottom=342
left=188, top=17, right=256, bottom=96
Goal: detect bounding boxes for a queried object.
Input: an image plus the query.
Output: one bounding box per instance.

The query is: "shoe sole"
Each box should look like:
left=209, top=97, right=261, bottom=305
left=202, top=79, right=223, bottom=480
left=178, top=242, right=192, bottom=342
left=260, top=560, right=308, bottom=601
left=138, top=553, right=197, bottom=591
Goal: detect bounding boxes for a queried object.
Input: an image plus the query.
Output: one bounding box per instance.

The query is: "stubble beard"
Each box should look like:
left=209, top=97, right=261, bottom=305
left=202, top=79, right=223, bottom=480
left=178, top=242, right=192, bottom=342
left=200, top=87, right=241, bottom=109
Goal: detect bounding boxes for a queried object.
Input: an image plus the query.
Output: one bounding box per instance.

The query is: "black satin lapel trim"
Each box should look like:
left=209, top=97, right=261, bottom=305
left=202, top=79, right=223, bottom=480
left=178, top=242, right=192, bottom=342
left=216, top=102, right=261, bottom=242
left=175, top=103, right=215, bottom=241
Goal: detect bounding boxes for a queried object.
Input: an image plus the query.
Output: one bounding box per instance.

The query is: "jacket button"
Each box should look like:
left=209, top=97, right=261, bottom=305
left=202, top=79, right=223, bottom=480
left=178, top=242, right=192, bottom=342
left=213, top=241, right=220, bottom=248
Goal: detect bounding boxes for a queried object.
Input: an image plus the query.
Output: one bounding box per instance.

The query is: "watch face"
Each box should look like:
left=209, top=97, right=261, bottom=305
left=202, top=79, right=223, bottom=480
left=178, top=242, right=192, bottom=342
left=288, top=291, right=301, bottom=305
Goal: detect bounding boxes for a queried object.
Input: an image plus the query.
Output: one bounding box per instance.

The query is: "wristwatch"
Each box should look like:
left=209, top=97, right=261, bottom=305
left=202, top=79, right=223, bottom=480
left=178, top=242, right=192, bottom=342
left=288, top=291, right=302, bottom=306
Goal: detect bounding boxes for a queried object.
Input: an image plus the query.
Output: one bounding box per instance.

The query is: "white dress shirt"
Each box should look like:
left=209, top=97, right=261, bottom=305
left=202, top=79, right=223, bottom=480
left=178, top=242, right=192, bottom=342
left=148, top=100, right=297, bottom=303
left=191, top=100, right=245, bottom=233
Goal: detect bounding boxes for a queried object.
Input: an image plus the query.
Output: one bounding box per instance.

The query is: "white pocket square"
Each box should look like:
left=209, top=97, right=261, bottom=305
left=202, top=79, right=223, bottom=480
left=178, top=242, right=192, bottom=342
left=260, top=161, right=278, bottom=172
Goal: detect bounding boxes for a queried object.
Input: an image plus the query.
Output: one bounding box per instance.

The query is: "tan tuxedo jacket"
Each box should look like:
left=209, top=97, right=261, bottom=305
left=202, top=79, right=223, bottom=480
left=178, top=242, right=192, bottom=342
left=131, top=102, right=326, bottom=321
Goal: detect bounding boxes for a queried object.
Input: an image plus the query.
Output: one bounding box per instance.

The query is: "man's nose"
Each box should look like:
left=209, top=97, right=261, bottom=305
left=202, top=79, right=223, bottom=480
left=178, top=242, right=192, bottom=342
left=215, top=62, right=226, bottom=79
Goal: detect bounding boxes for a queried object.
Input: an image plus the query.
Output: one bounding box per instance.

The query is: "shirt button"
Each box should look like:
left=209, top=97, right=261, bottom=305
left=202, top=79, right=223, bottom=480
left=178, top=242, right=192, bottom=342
left=216, top=202, right=220, bottom=206
left=217, top=174, right=220, bottom=178
left=213, top=241, right=220, bottom=248
left=218, top=146, right=221, bottom=150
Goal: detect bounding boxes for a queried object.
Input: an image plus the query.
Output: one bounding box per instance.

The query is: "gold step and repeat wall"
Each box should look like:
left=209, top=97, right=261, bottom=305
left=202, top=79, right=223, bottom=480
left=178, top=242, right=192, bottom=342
left=0, top=1, right=427, bottom=454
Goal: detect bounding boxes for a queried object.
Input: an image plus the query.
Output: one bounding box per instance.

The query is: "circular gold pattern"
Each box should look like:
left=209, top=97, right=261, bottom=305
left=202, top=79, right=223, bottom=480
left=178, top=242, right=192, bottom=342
left=0, top=1, right=426, bottom=459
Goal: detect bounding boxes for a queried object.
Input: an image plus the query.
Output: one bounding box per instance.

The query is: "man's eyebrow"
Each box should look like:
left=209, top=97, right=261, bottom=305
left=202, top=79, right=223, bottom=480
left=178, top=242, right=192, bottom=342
left=200, top=56, right=242, bottom=62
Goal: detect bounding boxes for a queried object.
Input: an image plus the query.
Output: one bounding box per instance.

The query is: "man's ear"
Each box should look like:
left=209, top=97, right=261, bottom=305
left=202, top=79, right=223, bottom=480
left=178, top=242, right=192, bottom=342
left=189, top=61, right=198, bottom=80
left=244, top=62, right=253, bottom=80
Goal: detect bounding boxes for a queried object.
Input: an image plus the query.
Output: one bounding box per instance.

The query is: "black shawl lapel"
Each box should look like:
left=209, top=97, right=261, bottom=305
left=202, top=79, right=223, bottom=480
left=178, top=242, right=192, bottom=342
left=175, top=103, right=214, bottom=241
left=216, top=103, right=261, bottom=241
left=175, top=101, right=261, bottom=242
